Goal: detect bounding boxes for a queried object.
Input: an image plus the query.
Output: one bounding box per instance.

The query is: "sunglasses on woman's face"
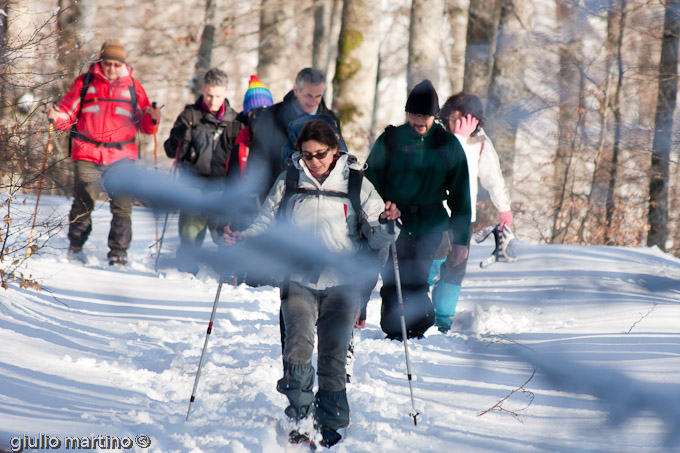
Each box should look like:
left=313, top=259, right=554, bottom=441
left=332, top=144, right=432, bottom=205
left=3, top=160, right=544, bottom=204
left=300, top=147, right=331, bottom=161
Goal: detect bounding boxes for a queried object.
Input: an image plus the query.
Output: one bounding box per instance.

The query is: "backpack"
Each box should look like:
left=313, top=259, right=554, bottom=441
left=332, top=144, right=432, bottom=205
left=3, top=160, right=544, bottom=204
left=69, top=71, right=139, bottom=155
left=166, top=105, right=243, bottom=174
left=280, top=114, right=347, bottom=169
left=275, top=163, right=378, bottom=294
left=276, top=163, right=365, bottom=236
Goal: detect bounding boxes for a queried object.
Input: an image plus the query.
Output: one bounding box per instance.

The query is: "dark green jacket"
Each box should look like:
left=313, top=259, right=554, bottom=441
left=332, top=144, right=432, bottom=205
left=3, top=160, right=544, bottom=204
left=365, top=123, right=471, bottom=244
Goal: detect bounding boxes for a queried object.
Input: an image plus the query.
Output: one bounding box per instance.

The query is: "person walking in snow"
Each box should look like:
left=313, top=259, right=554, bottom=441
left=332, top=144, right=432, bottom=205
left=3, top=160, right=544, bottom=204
left=365, top=80, right=472, bottom=340
left=233, top=75, right=274, bottom=228
left=47, top=40, right=161, bottom=266
left=429, top=92, right=513, bottom=331
left=223, top=119, right=400, bottom=447
left=247, top=67, right=340, bottom=202
left=163, top=68, right=244, bottom=274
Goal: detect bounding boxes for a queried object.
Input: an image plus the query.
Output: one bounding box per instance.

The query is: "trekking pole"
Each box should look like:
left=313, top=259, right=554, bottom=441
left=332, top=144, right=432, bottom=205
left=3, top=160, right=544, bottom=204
left=153, top=210, right=172, bottom=271
left=388, top=220, right=420, bottom=425
left=153, top=163, right=179, bottom=272
left=186, top=279, right=224, bottom=421
left=26, top=119, right=54, bottom=258
left=151, top=102, right=160, bottom=255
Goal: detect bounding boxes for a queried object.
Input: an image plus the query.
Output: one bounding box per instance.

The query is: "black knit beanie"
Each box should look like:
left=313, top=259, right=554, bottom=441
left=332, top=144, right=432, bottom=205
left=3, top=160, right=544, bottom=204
left=405, top=80, right=439, bottom=116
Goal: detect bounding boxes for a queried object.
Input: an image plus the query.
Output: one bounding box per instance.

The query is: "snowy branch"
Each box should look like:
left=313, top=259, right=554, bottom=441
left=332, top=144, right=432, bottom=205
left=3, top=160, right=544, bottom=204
left=625, top=302, right=658, bottom=334
left=478, top=368, right=536, bottom=423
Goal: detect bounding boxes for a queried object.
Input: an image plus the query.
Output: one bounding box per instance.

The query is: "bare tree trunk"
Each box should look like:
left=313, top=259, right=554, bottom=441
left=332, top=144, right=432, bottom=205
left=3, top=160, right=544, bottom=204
left=605, top=0, right=626, bottom=244
left=0, top=0, right=9, bottom=120
left=462, top=0, right=500, bottom=102
left=407, top=0, right=445, bottom=92
left=314, top=0, right=343, bottom=103
left=485, top=0, right=532, bottom=188
left=550, top=0, right=585, bottom=243
left=446, top=0, right=469, bottom=94
left=581, top=0, right=627, bottom=246
left=370, top=52, right=382, bottom=140
left=258, top=0, right=294, bottom=100
left=193, top=0, right=216, bottom=98
left=647, top=0, right=679, bottom=250
left=312, top=0, right=332, bottom=72
left=333, top=0, right=381, bottom=161
left=56, top=0, right=98, bottom=93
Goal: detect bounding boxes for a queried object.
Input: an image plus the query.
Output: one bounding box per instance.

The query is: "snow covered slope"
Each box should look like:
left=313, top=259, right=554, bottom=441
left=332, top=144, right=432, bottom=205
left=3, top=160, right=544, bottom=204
left=1, top=195, right=679, bottom=452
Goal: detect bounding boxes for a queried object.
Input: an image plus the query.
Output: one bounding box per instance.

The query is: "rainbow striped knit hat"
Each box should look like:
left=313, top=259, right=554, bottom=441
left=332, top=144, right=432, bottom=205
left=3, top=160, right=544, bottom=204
left=243, top=75, right=274, bottom=115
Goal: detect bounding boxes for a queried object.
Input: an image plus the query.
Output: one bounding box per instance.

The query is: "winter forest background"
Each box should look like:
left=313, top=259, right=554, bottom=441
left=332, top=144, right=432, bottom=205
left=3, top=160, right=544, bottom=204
left=1, top=0, right=679, bottom=271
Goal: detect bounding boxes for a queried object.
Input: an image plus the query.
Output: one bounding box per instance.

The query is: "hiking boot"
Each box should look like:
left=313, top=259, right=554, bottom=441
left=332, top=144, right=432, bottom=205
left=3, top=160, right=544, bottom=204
left=319, top=427, right=344, bottom=448
left=108, top=251, right=127, bottom=267
left=67, top=244, right=87, bottom=264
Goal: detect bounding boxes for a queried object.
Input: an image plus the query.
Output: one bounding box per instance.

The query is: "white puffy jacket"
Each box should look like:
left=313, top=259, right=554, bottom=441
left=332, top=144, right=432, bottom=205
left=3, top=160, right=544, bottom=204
left=242, top=152, right=396, bottom=290
left=453, top=127, right=511, bottom=222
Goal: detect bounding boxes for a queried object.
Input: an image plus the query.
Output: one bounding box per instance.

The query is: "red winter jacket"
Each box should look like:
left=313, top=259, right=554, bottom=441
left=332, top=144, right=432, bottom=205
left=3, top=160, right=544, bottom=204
left=53, top=63, right=155, bottom=165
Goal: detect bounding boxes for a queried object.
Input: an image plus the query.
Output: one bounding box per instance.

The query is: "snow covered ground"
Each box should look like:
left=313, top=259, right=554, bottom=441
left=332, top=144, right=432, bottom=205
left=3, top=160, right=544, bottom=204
left=1, top=194, right=680, bottom=453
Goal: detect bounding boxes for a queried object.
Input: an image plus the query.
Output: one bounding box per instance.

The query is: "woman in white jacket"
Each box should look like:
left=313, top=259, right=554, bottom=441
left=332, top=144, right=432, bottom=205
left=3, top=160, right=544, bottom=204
left=431, top=92, right=513, bottom=332
left=224, top=119, right=399, bottom=447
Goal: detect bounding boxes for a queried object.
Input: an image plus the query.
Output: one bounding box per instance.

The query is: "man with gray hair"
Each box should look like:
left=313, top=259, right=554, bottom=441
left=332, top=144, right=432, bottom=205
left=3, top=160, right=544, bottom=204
left=163, top=68, right=243, bottom=274
left=247, top=67, right=340, bottom=201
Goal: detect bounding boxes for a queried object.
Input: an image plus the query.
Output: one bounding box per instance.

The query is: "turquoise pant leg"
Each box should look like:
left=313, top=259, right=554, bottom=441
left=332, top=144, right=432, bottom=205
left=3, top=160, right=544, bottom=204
left=432, top=282, right=461, bottom=331
left=427, top=258, right=446, bottom=286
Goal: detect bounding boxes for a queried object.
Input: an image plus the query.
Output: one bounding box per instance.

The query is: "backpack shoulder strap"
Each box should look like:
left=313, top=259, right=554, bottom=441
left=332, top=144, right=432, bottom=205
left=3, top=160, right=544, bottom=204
left=348, top=168, right=364, bottom=234
left=276, top=164, right=300, bottom=221
left=432, top=124, right=449, bottom=170
left=79, top=72, right=94, bottom=111
left=379, top=125, right=398, bottom=192
left=68, top=72, right=94, bottom=156
left=129, top=77, right=138, bottom=113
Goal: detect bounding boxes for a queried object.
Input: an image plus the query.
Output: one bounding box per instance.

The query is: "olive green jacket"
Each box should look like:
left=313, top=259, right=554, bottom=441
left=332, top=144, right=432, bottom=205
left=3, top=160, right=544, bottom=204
left=365, top=123, right=471, bottom=244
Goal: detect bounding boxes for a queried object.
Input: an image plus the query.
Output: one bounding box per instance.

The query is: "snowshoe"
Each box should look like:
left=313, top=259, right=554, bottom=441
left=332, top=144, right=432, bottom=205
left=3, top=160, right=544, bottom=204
left=288, top=428, right=317, bottom=449
left=479, top=224, right=518, bottom=268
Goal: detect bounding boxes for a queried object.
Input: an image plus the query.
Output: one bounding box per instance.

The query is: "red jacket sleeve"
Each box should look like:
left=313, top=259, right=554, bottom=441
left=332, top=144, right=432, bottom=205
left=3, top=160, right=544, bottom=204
left=53, top=74, right=87, bottom=131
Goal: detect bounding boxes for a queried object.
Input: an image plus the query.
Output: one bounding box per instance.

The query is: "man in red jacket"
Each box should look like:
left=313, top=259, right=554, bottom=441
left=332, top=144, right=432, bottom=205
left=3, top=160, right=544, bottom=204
left=48, top=40, right=161, bottom=266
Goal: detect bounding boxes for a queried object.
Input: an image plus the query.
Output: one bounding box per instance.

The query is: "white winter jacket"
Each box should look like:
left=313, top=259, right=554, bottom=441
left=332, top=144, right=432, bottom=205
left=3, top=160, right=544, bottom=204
left=242, top=153, right=396, bottom=290
left=453, top=127, right=511, bottom=222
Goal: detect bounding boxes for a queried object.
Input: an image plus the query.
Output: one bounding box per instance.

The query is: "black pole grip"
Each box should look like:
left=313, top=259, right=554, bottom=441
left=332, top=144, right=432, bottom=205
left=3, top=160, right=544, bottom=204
left=388, top=219, right=395, bottom=235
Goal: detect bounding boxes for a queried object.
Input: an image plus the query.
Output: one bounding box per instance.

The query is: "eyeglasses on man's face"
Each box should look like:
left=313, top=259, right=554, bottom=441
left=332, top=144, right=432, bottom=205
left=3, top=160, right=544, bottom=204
left=101, top=60, right=123, bottom=68
left=408, top=113, right=432, bottom=121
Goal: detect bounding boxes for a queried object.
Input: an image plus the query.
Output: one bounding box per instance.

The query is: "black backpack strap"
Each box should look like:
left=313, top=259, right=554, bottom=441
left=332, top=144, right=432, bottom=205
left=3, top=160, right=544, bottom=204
left=129, top=78, right=138, bottom=112
left=348, top=168, right=364, bottom=235
left=68, top=72, right=94, bottom=156
left=432, top=124, right=449, bottom=170
left=276, top=165, right=365, bottom=236
left=276, top=165, right=300, bottom=221
left=379, top=125, right=397, bottom=193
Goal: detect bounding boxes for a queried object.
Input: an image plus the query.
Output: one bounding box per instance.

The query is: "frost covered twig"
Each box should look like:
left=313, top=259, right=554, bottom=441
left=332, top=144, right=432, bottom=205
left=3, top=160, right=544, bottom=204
left=478, top=368, right=536, bottom=422
left=625, top=302, right=657, bottom=334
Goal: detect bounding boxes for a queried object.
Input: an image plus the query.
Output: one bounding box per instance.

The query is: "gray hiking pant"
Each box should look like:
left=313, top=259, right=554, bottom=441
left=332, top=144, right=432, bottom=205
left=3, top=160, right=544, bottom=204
left=276, top=282, right=360, bottom=430
left=68, top=159, right=133, bottom=258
